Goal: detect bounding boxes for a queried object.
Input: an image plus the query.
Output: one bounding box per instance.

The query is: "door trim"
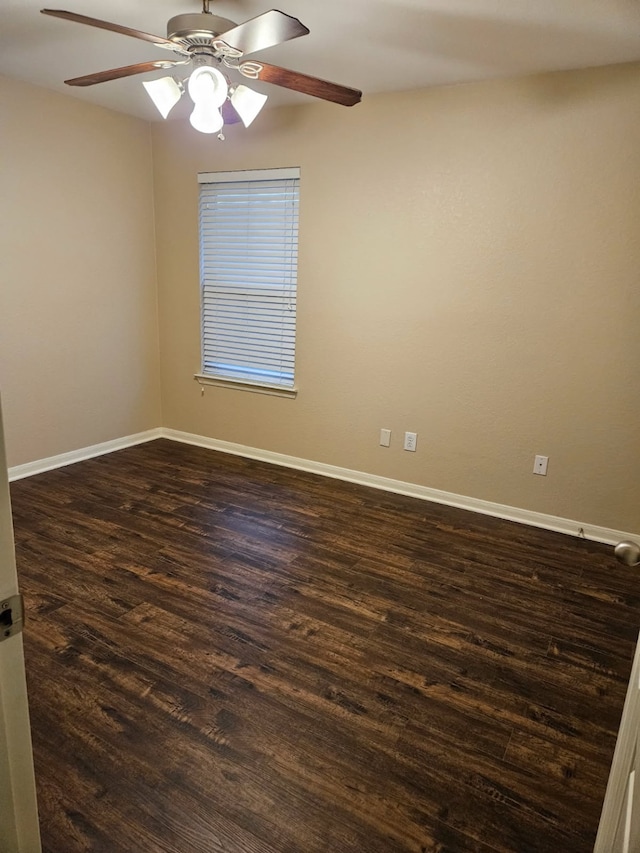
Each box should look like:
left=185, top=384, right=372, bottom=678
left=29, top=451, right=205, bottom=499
left=594, top=629, right=640, bottom=851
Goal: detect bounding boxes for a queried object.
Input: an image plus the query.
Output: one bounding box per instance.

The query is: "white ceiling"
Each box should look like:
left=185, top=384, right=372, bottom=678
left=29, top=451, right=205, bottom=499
left=1, top=0, right=640, bottom=121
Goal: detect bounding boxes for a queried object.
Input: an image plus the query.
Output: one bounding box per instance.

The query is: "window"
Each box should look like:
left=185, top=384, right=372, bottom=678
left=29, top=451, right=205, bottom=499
left=196, top=168, right=300, bottom=396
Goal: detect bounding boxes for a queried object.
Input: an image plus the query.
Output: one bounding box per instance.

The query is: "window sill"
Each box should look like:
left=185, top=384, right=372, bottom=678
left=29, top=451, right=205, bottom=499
left=194, top=374, right=298, bottom=399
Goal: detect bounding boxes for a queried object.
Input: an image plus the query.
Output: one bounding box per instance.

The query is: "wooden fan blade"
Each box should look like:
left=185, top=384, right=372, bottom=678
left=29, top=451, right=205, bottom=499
left=217, top=10, right=309, bottom=56
left=65, top=60, right=184, bottom=87
left=41, top=9, right=189, bottom=55
left=238, top=61, right=361, bottom=106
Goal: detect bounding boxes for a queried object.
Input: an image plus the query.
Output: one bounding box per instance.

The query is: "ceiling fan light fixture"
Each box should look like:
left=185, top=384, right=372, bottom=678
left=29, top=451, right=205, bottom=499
left=43, top=6, right=362, bottom=130
left=230, top=85, right=268, bottom=127
left=142, top=76, right=184, bottom=119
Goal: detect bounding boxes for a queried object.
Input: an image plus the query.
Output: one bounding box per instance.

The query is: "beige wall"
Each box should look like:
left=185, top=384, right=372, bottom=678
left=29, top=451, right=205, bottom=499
left=0, top=75, right=161, bottom=467
left=1, top=65, right=638, bottom=533
left=153, top=62, right=640, bottom=533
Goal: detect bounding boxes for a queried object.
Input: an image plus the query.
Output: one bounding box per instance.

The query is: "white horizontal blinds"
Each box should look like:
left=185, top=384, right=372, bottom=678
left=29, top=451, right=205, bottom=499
left=199, top=168, right=299, bottom=389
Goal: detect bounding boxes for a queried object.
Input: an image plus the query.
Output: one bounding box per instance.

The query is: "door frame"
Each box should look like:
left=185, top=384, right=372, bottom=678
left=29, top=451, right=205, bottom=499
left=594, top=629, right=640, bottom=851
left=0, top=398, right=41, bottom=852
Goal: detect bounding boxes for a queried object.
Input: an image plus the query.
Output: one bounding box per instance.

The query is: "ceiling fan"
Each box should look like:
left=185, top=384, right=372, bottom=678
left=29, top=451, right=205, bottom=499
left=41, top=2, right=362, bottom=136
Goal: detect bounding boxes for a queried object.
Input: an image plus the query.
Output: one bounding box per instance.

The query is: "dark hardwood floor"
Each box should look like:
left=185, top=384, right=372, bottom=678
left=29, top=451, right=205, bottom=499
left=9, top=439, right=640, bottom=852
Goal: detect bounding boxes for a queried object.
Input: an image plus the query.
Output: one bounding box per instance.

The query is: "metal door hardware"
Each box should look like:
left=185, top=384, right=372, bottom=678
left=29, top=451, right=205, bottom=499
left=615, top=541, right=640, bottom=568
left=0, top=594, right=24, bottom=641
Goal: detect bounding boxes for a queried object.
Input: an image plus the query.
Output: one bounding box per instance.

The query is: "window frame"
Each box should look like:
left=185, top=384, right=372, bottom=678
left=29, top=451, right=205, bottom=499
left=194, top=167, right=300, bottom=398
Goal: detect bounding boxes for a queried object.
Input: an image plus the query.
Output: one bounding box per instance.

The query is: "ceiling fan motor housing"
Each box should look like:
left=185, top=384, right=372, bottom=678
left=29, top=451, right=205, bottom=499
left=167, top=13, right=237, bottom=46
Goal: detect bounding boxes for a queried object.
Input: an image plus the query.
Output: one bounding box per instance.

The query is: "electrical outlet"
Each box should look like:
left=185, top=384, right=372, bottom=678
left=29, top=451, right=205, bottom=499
left=533, top=455, right=548, bottom=476
left=379, top=428, right=391, bottom=447
left=404, top=432, right=417, bottom=452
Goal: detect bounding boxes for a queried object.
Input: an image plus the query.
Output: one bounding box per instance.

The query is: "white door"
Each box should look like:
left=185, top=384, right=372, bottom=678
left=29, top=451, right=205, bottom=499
left=595, top=630, right=640, bottom=852
left=0, top=398, right=41, bottom=852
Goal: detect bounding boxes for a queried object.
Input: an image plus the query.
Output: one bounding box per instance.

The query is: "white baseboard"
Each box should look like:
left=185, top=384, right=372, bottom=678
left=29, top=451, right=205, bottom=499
left=8, top=425, right=637, bottom=547
left=162, top=428, right=639, bottom=547
left=7, top=428, right=163, bottom=482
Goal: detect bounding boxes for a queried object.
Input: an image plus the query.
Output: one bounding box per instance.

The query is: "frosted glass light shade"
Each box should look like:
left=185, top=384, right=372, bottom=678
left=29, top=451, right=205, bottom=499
left=143, top=76, right=183, bottom=119
left=188, top=66, right=228, bottom=108
left=188, top=66, right=228, bottom=134
left=189, top=103, right=224, bottom=134
left=230, top=85, right=268, bottom=127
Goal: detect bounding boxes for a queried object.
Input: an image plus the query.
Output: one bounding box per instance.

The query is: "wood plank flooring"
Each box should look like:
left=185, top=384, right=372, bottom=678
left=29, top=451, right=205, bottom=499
left=9, top=438, right=640, bottom=852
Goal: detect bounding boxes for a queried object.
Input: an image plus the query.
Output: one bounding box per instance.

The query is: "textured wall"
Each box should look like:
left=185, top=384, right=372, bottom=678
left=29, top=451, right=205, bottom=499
left=3, top=64, right=638, bottom=533
left=0, top=75, right=162, bottom=466
left=152, top=62, right=640, bottom=533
